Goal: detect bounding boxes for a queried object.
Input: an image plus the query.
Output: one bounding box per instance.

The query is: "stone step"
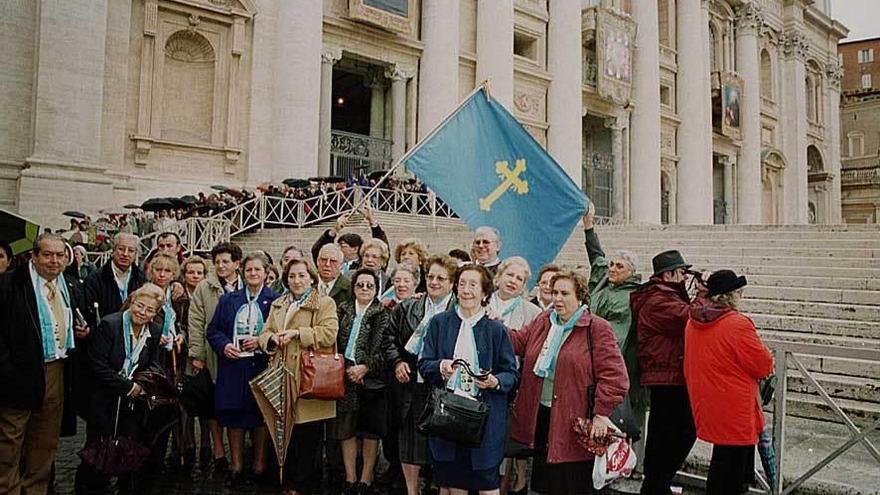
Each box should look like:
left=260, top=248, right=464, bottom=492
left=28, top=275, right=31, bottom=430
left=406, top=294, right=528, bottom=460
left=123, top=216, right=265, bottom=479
left=599, top=237, right=880, bottom=250
left=758, top=328, right=880, bottom=349
left=787, top=370, right=880, bottom=405
left=746, top=274, right=880, bottom=291
left=600, top=243, right=879, bottom=259
left=746, top=318, right=880, bottom=340
left=746, top=285, right=880, bottom=304
left=785, top=391, right=880, bottom=427
left=785, top=352, right=880, bottom=381
left=744, top=299, right=880, bottom=322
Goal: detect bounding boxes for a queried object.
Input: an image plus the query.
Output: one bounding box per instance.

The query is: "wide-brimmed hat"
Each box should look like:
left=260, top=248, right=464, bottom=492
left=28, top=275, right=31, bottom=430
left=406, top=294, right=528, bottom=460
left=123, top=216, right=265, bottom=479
left=706, top=269, right=748, bottom=298
left=651, top=250, right=691, bottom=276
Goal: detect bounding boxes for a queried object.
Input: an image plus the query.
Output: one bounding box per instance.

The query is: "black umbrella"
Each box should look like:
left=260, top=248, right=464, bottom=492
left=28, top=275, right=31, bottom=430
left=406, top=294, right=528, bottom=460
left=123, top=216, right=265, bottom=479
left=210, top=185, right=229, bottom=192
left=0, top=209, right=40, bottom=255
left=323, top=176, right=345, bottom=184
left=368, top=170, right=389, bottom=180
left=165, top=197, right=186, bottom=209
left=63, top=210, right=87, bottom=219
left=180, top=195, right=198, bottom=205
left=141, top=198, right=174, bottom=212
left=123, top=204, right=141, bottom=210
left=283, top=178, right=310, bottom=188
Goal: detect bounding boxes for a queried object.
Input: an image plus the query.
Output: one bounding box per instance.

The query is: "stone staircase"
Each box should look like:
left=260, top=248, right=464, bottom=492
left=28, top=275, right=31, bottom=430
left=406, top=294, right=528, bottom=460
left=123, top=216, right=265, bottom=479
left=236, top=214, right=880, bottom=425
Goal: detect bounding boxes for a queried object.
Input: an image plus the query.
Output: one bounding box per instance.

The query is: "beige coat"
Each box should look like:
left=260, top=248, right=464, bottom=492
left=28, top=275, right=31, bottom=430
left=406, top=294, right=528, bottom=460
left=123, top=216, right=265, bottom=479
left=187, top=273, right=228, bottom=381
left=259, top=290, right=339, bottom=424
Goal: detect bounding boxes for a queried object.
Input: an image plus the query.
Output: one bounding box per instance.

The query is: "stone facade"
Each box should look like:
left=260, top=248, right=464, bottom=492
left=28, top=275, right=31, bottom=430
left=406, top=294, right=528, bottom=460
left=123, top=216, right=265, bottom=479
left=839, top=36, right=880, bottom=224
left=0, top=0, right=847, bottom=228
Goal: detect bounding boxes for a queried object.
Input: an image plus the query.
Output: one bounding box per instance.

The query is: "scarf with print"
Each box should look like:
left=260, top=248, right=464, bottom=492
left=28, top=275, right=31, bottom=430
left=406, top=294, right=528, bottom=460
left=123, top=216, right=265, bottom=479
left=403, top=293, right=452, bottom=356
left=488, top=293, right=523, bottom=326
left=29, top=262, right=75, bottom=362
left=235, top=286, right=266, bottom=342
left=161, top=286, right=177, bottom=350
left=447, top=305, right=485, bottom=399
left=344, top=301, right=370, bottom=363
left=533, top=305, right=587, bottom=379
left=122, top=310, right=151, bottom=378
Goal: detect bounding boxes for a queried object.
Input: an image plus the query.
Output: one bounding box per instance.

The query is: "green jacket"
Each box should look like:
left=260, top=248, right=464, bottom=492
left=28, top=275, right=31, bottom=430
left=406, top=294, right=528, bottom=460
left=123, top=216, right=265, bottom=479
left=585, top=228, right=642, bottom=345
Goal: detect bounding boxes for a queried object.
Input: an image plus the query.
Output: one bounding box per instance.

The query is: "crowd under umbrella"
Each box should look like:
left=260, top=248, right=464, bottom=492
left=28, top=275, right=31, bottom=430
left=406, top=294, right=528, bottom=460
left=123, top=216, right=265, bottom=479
left=0, top=209, right=40, bottom=255
left=282, top=178, right=310, bottom=189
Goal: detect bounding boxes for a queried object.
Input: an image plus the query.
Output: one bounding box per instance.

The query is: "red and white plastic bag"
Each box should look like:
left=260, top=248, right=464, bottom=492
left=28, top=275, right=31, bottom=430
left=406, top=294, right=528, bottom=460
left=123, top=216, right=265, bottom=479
left=592, top=426, right=637, bottom=489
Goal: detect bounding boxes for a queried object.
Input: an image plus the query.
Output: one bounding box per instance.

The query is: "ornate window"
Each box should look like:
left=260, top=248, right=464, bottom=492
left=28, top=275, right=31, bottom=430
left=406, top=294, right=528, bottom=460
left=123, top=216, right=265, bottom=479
left=805, top=61, right=823, bottom=124
left=760, top=49, right=773, bottom=99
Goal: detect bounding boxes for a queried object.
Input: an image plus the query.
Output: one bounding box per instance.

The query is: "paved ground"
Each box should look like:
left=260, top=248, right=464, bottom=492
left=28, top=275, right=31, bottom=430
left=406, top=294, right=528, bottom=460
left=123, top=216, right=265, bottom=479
left=52, top=415, right=879, bottom=494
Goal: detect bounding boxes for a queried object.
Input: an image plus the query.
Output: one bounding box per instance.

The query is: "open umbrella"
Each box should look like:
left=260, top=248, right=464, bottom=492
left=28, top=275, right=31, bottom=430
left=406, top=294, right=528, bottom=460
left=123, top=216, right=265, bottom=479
left=141, top=198, right=174, bottom=212
left=282, top=178, right=310, bottom=189
left=250, top=348, right=296, bottom=481
left=179, top=195, right=198, bottom=205
left=323, top=176, right=345, bottom=184
left=164, top=197, right=186, bottom=209
left=368, top=170, right=388, bottom=181
left=63, top=210, right=87, bottom=219
left=210, top=185, right=229, bottom=192
left=0, top=209, right=41, bottom=255
left=123, top=204, right=141, bottom=210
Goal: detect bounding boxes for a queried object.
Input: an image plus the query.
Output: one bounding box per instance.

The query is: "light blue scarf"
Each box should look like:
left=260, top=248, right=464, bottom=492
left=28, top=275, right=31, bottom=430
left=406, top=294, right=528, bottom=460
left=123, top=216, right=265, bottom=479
left=379, top=286, right=396, bottom=303
left=29, top=262, right=75, bottom=362
left=122, top=310, right=150, bottom=378
left=161, top=286, right=176, bottom=349
left=234, top=287, right=266, bottom=343
left=448, top=305, right=484, bottom=399
left=533, top=305, right=587, bottom=379
left=344, top=301, right=369, bottom=363
left=490, top=293, right=522, bottom=322
left=404, top=293, right=452, bottom=356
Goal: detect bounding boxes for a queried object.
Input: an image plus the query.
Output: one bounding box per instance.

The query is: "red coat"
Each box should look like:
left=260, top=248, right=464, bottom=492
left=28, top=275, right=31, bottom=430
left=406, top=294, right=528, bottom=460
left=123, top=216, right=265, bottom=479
left=510, top=310, right=629, bottom=464
left=630, top=277, right=691, bottom=386
left=684, top=300, right=773, bottom=446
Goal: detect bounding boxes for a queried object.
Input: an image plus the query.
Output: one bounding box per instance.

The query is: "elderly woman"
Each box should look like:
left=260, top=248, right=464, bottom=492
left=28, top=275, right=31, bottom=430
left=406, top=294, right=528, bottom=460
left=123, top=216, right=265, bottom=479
left=394, top=238, right=429, bottom=293
left=259, top=258, right=338, bottom=495
left=73, top=245, right=96, bottom=282
left=329, top=268, right=391, bottom=494
left=685, top=270, right=773, bottom=493
left=382, top=262, right=420, bottom=309
left=510, top=270, right=629, bottom=495
left=359, top=238, right=391, bottom=295
left=207, top=252, right=279, bottom=482
left=383, top=255, right=459, bottom=495
left=531, top=264, right=560, bottom=312
left=75, top=284, right=165, bottom=493
left=419, top=264, right=519, bottom=495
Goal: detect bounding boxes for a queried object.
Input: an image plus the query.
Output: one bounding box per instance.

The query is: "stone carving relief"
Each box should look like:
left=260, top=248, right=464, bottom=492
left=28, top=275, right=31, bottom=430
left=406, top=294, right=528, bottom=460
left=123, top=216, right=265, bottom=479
left=513, top=88, right=545, bottom=120
left=826, top=62, right=843, bottom=91
left=660, top=129, right=675, bottom=155
left=735, top=3, right=765, bottom=36
left=781, top=29, right=808, bottom=61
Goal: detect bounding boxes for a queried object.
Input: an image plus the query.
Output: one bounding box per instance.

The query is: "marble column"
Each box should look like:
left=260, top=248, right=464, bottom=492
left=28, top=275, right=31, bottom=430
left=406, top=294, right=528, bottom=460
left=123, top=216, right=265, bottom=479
left=630, top=0, right=662, bottom=224
left=675, top=0, right=713, bottom=224
left=606, top=115, right=626, bottom=221
left=368, top=70, right=386, bottom=139
left=386, top=66, right=413, bottom=161
left=781, top=28, right=809, bottom=224
left=319, top=47, right=342, bottom=177
left=273, top=0, right=323, bottom=180
left=476, top=0, right=513, bottom=109
left=722, top=155, right=735, bottom=223
left=418, top=0, right=459, bottom=139
left=826, top=63, right=843, bottom=223
left=547, top=0, right=583, bottom=183
left=735, top=3, right=764, bottom=224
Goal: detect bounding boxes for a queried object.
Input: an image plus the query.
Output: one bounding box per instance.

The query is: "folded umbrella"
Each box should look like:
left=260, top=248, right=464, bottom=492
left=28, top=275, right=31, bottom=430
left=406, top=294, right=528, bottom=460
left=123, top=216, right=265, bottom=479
left=63, top=210, right=87, bottom=219
left=250, top=347, right=296, bottom=481
left=0, top=209, right=41, bottom=255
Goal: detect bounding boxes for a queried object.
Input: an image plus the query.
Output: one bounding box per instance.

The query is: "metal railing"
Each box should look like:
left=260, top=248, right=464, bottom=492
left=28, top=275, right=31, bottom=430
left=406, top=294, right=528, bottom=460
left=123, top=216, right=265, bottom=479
left=330, top=130, right=393, bottom=178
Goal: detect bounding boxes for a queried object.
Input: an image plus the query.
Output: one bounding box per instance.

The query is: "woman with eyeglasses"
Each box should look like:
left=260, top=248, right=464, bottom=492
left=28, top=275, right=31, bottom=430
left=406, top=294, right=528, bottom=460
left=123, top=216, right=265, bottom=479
left=419, top=264, right=519, bottom=495
left=207, top=252, right=279, bottom=483
left=383, top=255, right=458, bottom=495
left=259, top=258, right=338, bottom=495
left=74, top=284, right=166, bottom=494
left=328, top=268, right=391, bottom=494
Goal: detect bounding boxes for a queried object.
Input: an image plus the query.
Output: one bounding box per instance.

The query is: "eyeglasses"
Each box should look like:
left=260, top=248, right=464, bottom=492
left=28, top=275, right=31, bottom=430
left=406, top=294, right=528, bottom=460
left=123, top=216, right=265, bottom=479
left=472, top=239, right=493, bottom=246
left=131, top=301, right=158, bottom=316
left=355, top=282, right=376, bottom=290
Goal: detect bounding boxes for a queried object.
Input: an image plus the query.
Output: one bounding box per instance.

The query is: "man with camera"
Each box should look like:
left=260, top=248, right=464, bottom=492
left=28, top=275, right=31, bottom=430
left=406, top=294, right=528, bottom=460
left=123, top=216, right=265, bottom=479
left=630, top=250, right=707, bottom=495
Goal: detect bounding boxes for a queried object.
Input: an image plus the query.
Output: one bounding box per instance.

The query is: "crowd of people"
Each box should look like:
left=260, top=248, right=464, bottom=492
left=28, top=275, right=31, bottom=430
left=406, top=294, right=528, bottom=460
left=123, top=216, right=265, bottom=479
left=0, top=202, right=774, bottom=495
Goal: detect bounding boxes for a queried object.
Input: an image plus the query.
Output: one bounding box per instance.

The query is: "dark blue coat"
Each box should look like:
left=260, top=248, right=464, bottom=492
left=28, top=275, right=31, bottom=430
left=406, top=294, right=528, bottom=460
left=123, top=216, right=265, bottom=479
left=207, top=286, right=278, bottom=417
left=418, top=310, right=518, bottom=470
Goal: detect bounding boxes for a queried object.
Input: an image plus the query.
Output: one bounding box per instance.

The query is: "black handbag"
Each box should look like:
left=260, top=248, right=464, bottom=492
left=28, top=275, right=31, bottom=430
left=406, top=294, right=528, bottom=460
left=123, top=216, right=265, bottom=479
left=417, top=359, right=490, bottom=448
left=585, top=323, right=642, bottom=442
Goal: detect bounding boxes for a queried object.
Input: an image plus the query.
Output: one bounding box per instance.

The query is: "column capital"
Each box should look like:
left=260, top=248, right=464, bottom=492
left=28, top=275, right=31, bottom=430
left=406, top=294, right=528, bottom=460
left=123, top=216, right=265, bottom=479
left=385, top=65, right=416, bottom=81
left=321, top=46, right=342, bottom=64
left=604, top=114, right=628, bottom=131
left=365, top=67, right=387, bottom=89
left=826, top=62, right=843, bottom=90
left=735, top=3, right=765, bottom=37
left=781, top=29, right=808, bottom=61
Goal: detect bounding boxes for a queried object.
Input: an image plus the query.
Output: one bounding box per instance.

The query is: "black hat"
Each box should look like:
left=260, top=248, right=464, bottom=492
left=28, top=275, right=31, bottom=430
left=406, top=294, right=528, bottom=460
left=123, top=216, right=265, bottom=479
left=651, top=250, right=691, bottom=276
left=706, top=269, right=747, bottom=298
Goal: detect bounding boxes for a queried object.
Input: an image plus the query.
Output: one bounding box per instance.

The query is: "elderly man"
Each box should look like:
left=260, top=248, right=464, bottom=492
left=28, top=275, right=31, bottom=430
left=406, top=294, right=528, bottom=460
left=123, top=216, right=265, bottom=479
left=188, top=241, right=242, bottom=473
left=315, top=243, right=352, bottom=306
left=0, top=233, right=88, bottom=494
left=470, top=226, right=502, bottom=276
left=631, top=249, right=705, bottom=495
left=83, top=233, right=146, bottom=329
left=311, top=206, right=389, bottom=275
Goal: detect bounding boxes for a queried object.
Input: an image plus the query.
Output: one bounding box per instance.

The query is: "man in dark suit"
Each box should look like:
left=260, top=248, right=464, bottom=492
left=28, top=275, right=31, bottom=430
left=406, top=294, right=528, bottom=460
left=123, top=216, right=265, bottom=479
left=83, top=233, right=146, bottom=329
left=315, top=243, right=351, bottom=307
left=0, top=233, right=89, bottom=494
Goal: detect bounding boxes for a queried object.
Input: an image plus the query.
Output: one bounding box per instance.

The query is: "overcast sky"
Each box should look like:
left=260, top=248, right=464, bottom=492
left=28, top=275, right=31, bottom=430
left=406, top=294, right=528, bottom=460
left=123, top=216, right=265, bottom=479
left=831, top=0, right=879, bottom=41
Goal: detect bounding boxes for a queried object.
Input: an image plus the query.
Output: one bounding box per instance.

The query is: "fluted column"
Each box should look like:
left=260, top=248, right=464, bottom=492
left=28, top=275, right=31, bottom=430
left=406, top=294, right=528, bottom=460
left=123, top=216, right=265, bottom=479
left=721, top=155, right=735, bottom=223
left=606, top=116, right=627, bottom=221
left=386, top=66, right=414, bottom=161
left=547, top=0, right=583, bottom=183
left=319, top=47, right=342, bottom=177
left=781, top=28, right=809, bottom=224
left=476, top=0, right=514, bottom=108
left=418, top=0, right=459, bottom=139
left=826, top=63, right=843, bottom=223
left=676, top=0, right=713, bottom=224
left=735, top=3, right=764, bottom=224
left=630, top=0, right=662, bottom=223
left=368, top=70, right=386, bottom=139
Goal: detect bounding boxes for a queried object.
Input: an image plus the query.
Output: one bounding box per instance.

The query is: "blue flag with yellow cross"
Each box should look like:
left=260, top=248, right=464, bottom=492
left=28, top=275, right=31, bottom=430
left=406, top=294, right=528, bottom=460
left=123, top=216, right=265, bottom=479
left=404, top=86, right=589, bottom=283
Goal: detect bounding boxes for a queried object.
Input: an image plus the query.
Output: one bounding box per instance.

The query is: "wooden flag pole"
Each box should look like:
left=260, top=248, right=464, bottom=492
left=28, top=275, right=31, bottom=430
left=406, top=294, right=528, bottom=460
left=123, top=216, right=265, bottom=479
left=347, top=81, right=493, bottom=214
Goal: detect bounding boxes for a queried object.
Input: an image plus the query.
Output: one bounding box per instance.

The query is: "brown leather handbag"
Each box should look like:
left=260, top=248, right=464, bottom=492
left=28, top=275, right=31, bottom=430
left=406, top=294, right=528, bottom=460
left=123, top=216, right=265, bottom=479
left=298, top=344, right=345, bottom=400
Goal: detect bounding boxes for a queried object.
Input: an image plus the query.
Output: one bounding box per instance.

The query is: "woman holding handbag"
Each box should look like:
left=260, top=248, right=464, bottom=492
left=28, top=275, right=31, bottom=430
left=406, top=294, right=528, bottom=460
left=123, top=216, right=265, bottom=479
left=328, top=268, right=391, bottom=494
left=207, top=252, right=279, bottom=483
left=419, top=264, right=519, bottom=495
left=509, top=270, right=629, bottom=495
left=259, top=258, right=339, bottom=495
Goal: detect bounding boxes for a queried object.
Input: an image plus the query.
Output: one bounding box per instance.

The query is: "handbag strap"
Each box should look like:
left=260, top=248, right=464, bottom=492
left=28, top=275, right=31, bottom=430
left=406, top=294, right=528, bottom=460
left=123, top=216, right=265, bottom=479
left=584, top=318, right=597, bottom=419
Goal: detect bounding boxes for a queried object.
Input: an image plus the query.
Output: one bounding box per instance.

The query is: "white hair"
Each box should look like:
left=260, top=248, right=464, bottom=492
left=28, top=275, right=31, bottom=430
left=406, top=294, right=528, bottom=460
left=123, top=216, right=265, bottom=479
left=319, top=243, right=344, bottom=262
left=474, top=226, right=501, bottom=243
left=612, top=250, right=639, bottom=273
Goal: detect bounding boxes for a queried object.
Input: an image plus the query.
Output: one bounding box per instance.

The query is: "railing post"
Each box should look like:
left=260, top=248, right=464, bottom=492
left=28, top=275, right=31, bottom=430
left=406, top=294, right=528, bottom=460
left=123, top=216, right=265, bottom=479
left=430, top=190, right=437, bottom=229
left=259, top=195, right=266, bottom=230
left=772, top=350, right=788, bottom=495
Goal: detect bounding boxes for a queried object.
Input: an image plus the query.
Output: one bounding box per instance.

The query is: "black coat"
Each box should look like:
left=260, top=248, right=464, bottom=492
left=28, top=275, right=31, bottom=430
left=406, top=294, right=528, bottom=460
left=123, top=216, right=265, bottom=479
left=337, top=300, right=390, bottom=413
left=82, top=261, right=146, bottom=330
left=0, top=267, right=81, bottom=415
left=87, top=312, right=161, bottom=433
